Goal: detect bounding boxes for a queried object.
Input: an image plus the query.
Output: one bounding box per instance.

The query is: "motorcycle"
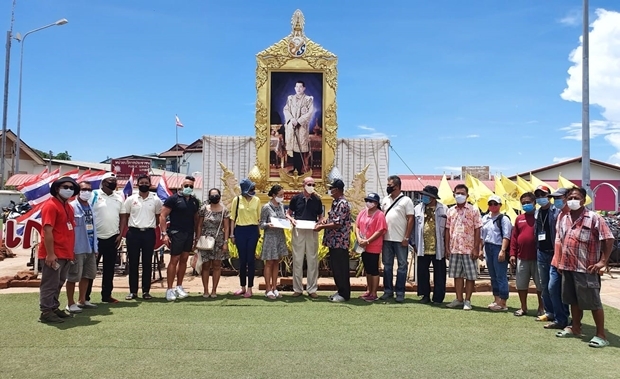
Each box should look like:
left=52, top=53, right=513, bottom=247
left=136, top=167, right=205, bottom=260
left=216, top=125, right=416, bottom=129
left=2, top=200, right=31, bottom=222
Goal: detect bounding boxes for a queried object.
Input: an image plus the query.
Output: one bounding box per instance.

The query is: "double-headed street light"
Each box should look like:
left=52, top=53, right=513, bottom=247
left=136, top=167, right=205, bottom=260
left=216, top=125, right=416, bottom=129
left=13, top=18, right=68, bottom=174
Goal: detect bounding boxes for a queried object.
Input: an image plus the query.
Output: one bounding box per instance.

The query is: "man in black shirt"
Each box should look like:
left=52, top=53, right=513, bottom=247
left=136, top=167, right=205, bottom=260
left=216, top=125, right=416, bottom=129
left=534, top=185, right=561, bottom=322
left=286, top=177, right=324, bottom=297
left=160, top=176, right=200, bottom=301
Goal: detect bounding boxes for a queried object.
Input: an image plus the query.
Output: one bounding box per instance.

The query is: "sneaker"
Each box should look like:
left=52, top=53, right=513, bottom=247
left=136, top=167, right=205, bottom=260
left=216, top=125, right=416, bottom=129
left=266, top=291, right=276, bottom=299
left=102, top=297, right=119, bottom=304
left=125, top=293, right=137, bottom=300
left=54, top=309, right=72, bottom=318
left=175, top=286, right=188, bottom=299
left=330, top=294, right=346, bottom=302
left=39, top=311, right=64, bottom=323
left=358, top=291, right=370, bottom=299
left=65, top=304, right=82, bottom=313
left=463, top=300, right=472, bottom=311
left=273, top=290, right=282, bottom=298
left=379, top=293, right=393, bottom=301
left=446, top=299, right=464, bottom=308
left=166, top=289, right=177, bottom=301
left=328, top=292, right=339, bottom=300
left=395, top=294, right=405, bottom=303
left=77, top=301, right=98, bottom=309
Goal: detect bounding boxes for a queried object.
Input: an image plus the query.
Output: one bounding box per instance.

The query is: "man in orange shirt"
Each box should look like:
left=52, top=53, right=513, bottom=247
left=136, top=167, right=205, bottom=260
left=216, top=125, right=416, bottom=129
left=38, top=177, right=79, bottom=323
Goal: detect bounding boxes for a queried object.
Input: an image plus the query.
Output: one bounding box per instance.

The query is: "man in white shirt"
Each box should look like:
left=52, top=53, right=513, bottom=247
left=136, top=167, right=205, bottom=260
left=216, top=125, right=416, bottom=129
left=120, top=175, right=163, bottom=300
left=87, top=172, right=123, bottom=304
left=380, top=175, right=414, bottom=303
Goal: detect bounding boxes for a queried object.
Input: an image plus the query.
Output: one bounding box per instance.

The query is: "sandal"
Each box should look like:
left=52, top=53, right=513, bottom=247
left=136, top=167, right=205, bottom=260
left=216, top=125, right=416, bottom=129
left=513, top=309, right=527, bottom=317
left=555, top=326, right=584, bottom=338
left=210, top=293, right=218, bottom=298
left=358, top=292, right=370, bottom=299
left=588, top=336, right=609, bottom=348
left=536, top=314, right=553, bottom=322
left=487, top=302, right=497, bottom=309
left=202, top=293, right=211, bottom=299
left=266, top=290, right=276, bottom=300
left=233, top=289, right=246, bottom=296
left=125, top=293, right=137, bottom=300
left=142, top=293, right=153, bottom=300
left=243, top=289, right=253, bottom=298
left=544, top=322, right=566, bottom=330
left=489, top=304, right=508, bottom=312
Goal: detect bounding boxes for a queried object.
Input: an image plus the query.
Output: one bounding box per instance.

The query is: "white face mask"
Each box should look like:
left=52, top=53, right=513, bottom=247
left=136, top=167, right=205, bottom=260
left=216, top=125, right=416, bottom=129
left=455, top=194, right=467, bottom=204
left=567, top=199, right=582, bottom=211
left=79, top=190, right=92, bottom=202
left=305, top=185, right=315, bottom=194
left=328, top=189, right=333, bottom=196
left=365, top=201, right=376, bottom=209
left=275, top=196, right=284, bottom=203
left=59, top=188, right=74, bottom=200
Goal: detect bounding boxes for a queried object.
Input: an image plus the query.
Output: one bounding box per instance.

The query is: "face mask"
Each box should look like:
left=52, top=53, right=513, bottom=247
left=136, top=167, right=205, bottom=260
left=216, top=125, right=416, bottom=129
left=365, top=201, right=376, bottom=209
left=209, top=195, right=220, bottom=204
left=58, top=188, right=74, bottom=199
left=421, top=195, right=431, bottom=205
left=305, top=185, right=315, bottom=194
left=328, top=189, right=333, bottom=196
left=138, top=185, right=150, bottom=193
left=554, top=199, right=564, bottom=209
left=522, top=203, right=535, bottom=213
left=182, top=187, right=193, bottom=196
left=106, top=182, right=117, bottom=191
left=536, top=198, right=549, bottom=207
left=567, top=200, right=581, bottom=211
left=488, top=205, right=500, bottom=213
left=247, top=190, right=256, bottom=197
left=386, top=186, right=395, bottom=194
left=275, top=196, right=284, bottom=203
left=455, top=194, right=467, bottom=204
left=79, top=191, right=92, bottom=202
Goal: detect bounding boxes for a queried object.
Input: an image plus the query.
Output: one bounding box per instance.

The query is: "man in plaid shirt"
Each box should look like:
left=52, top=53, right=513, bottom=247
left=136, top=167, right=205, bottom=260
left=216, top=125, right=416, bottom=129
left=554, top=187, right=613, bottom=348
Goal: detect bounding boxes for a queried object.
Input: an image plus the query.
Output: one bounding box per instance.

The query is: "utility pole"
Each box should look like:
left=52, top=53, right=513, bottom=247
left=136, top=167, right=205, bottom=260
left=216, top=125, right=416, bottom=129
left=581, top=0, right=592, bottom=207
left=0, top=0, right=16, bottom=190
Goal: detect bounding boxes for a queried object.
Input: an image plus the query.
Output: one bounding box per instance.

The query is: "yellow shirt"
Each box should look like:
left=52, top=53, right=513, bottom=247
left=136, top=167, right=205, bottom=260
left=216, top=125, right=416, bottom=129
left=230, top=196, right=261, bottom=226
left=423, top=206, right=436, bottom=255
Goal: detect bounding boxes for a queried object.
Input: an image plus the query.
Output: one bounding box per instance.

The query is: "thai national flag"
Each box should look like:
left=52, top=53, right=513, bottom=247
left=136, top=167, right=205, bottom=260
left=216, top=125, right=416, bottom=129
left=175, top=115, right=184, bottom=127
left=123, top=171, right=134, bottom=200
left=18, top=168, right=60, bottom=205
left=79, top=170, right=108, bottom=190
left=15, top=203, right=44, bottom=236
left=156, top=175, right=172, bottom=201
left=64, top=168, right=80, bottom=180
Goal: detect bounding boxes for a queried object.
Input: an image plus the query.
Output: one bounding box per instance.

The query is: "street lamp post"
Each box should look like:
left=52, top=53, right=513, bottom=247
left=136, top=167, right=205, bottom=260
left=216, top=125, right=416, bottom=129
left=13, top=18, right=67, bottom=174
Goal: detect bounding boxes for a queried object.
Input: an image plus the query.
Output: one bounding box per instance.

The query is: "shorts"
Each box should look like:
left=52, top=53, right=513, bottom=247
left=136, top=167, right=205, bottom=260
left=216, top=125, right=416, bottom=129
left=361, top=252, right=380, bottom=276
left=169, top=231, right=194, bottom=256
left=516, top=259, right=540, bottom=291
left=562, top=271, right=603, bottom=310
left=448, top=253, right=477, bottom=281
left=67, top=253, right=97, bottom=282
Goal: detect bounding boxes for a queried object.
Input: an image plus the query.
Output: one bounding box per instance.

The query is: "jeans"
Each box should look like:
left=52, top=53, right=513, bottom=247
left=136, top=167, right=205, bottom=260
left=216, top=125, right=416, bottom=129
left=416, top=254, right=446, bottom=303
left=382, top=241, right=409, bottom=296
left=537, top=250, right=553, bottom=316
left=235, top=225, right=259, bottom=288
left=549, top=265, right=570, bottom=326
left=485, top=243, right=509, bottom=300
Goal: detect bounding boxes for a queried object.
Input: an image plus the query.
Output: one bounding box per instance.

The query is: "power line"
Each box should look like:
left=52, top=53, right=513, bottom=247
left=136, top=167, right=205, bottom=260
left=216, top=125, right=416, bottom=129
left=388, top=142, right=425, bottom=188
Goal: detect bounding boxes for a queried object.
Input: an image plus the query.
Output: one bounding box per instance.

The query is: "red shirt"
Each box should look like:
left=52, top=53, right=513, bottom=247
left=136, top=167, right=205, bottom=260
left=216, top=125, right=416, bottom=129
left=510, top=213, right=536, bottom=261
left=355, top=208, right=387, bottom=254
left=38, top=197, right=76, bottom=260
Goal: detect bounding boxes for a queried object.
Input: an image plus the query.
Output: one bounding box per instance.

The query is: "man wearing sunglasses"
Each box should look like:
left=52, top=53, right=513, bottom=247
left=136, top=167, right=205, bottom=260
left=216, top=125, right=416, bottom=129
left=286, top=177, right=324, bottom=297
left=38, top=176, right=79, bottom=323
left=159, top=176, right=201, bottom=301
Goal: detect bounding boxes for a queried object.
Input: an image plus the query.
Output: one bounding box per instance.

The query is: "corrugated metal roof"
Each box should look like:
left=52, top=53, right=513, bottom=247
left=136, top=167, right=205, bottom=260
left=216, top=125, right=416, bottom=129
left=5, top=174, right=37, bottom=187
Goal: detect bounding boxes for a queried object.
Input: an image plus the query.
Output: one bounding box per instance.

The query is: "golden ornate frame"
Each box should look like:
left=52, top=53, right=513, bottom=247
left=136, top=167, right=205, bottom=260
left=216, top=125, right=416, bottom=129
left=252, top=10, right=337, bottom=194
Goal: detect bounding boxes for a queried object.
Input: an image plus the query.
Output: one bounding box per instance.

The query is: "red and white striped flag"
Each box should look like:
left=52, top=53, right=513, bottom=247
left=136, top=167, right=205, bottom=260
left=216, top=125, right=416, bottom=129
left=175, top=115, right=184, bottom=127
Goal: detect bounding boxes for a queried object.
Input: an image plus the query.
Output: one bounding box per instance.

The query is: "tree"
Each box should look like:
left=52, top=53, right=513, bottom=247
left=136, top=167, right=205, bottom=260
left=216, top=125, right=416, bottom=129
left=34, top=149, right=72, bottom=160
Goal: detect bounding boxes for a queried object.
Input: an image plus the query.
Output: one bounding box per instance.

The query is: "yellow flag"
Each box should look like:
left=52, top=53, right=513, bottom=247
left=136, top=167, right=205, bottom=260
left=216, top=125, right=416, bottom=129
left=516, top=176, right=533, bottom=192
left=438, top=174, right=455, bottom=205
left=495, top=176, right=521, bottom=211
left=557, top=174, right=592, bottom=205
left=466, top=174, right=494, bottom=212
left=505, top=204, right=518, bottom=226
left=530, top=173, right=556, bottom=193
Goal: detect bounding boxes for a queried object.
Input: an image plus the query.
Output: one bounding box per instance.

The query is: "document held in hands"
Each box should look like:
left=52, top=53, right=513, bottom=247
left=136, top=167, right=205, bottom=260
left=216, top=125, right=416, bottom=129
left=270, top=217, right=292, bottom=229
left=294, top=220, right=317, bottom=230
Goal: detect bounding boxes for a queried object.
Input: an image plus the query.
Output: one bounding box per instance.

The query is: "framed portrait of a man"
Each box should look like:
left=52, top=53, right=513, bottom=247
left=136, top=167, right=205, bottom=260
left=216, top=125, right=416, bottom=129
left=269, top=72, right=323, bottom=179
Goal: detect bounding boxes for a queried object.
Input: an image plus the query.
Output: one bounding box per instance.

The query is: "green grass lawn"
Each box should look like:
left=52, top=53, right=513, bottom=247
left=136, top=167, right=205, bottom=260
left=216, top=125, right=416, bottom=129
left=1, top=293, right=619, bottom=379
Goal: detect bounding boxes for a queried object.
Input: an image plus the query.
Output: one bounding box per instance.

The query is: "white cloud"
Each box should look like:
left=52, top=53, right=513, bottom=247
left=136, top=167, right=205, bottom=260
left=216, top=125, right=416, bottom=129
left=436, top=166, right=461, bottom=172
left=357, top=125, right=374, bottom=131
left=465, top=134, right=479, bottom=139
left=559, top=9, right=582, bottom=27
left=553, top=156, right=573, bottom=163
left=560, top=9, right=620, bottom=162
left=355, top=125, right=390, bottom=139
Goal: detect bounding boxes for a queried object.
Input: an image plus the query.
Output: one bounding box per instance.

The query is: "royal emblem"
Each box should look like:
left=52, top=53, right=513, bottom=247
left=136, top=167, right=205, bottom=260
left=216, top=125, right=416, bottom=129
left=288, top=9, right=307, bottom=57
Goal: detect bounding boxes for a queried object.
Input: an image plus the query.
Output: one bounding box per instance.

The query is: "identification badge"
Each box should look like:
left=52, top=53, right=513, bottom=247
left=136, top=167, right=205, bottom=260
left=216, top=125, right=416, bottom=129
left=86, top=224, right=94, bottom=231
left=67, top=222, right=73, bottom=231
left=538, top=233, right=546, bottom=241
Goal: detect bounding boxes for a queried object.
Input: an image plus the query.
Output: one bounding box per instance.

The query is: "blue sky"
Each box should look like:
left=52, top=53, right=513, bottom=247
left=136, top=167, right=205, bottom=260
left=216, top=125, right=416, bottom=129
left=2, top=0, right=620, bottom=177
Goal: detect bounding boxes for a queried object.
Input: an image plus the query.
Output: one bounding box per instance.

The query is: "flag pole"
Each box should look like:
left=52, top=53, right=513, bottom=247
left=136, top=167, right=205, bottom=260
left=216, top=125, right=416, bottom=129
left=581, top=0, right=592, bottom=208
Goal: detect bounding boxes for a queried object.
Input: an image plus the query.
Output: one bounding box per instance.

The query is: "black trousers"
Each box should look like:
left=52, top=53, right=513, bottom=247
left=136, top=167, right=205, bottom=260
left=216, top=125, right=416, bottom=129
left=85, top=235, right=119, bottom=302
left=417, top=255, right=447, bottom=303
left=293, top=152, right=304, bottom=174
left=329, top=248, right=350, bottom=300
left=126, top=228, right=155, bottom=294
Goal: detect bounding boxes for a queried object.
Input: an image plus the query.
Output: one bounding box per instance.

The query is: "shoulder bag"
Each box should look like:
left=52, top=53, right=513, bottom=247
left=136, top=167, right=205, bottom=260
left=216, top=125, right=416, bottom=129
left=197, top=206, right=223, bottom=250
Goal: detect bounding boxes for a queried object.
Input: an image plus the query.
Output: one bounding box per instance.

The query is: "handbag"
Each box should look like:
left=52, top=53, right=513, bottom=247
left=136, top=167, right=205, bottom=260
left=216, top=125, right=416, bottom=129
left=197, top=207, right=223, bottom=250
left=191, top=252, right=204, bottom=273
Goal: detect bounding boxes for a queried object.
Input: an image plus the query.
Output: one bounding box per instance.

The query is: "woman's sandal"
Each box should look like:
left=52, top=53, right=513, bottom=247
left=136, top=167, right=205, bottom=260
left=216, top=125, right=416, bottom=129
left=513, top=309, right=527, bottom=317
left=233, top=289, right=245, bottom=296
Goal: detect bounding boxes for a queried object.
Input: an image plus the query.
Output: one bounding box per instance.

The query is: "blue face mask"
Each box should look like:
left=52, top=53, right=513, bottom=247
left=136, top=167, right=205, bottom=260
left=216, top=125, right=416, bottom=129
left=421, top=195, right=431, bottom=205
left=522, top=203, right=535, bottom=213
left=536, top=198, right=549, bottom=207
left=554, top=199, right=564, bottom=209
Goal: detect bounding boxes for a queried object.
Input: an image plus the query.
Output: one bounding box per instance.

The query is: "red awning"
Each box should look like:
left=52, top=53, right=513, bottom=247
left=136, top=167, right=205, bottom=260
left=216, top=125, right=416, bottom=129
left=5, top=174, right=37, bottom=187
left=163, top=174, right=203, bottom=189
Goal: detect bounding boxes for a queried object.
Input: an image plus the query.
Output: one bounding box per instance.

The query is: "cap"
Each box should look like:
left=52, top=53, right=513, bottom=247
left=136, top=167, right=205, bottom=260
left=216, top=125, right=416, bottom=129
left=50, top=176, right=80, bottom=197
left=102, top=172, right=116, bottom=180
left=364, top=192, right=380, bottom=203
left=329, top=179, right=345, bottom=190
left=534, top=185, right=551, bottom=195
left=550, top=188, right=569, bottom=197
left=487, top=194, right=502, bottom=204
left=420, top=185, right=440, bottom=200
